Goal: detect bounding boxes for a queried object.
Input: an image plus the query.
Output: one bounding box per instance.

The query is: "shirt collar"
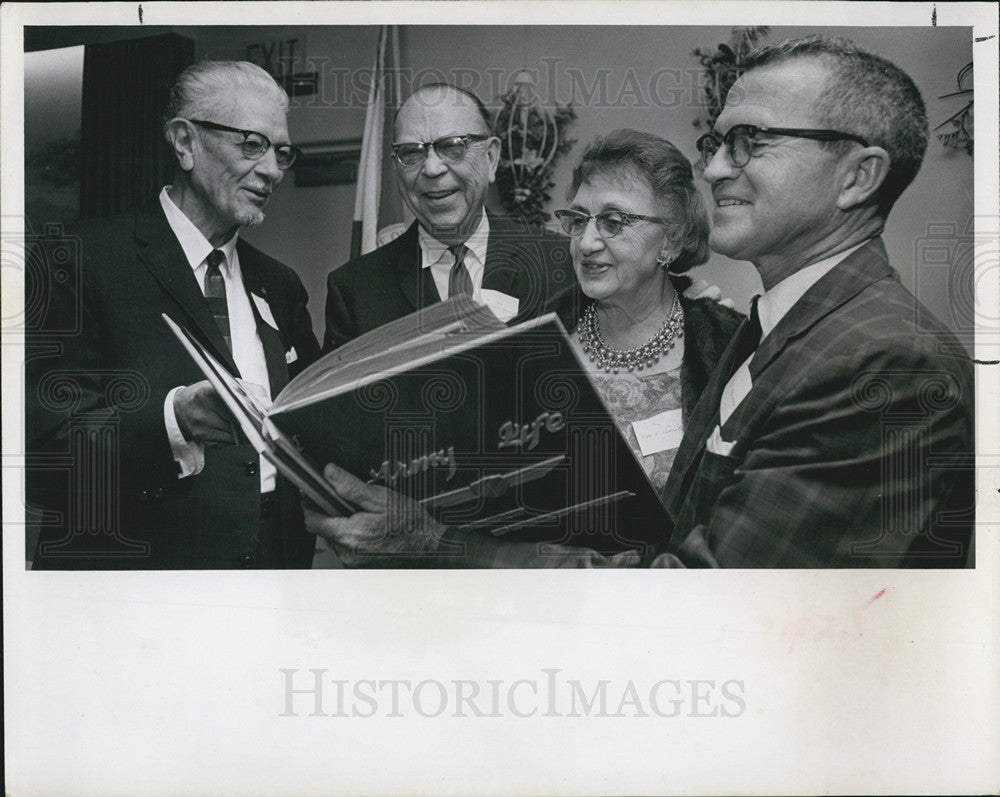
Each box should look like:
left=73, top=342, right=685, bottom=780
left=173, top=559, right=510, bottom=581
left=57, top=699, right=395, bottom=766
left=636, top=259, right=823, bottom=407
left=756, top=240, right=869, bottom=339
left=418, top=209, right=490, bottom=269
left=159, top=186, right=239, bottom=273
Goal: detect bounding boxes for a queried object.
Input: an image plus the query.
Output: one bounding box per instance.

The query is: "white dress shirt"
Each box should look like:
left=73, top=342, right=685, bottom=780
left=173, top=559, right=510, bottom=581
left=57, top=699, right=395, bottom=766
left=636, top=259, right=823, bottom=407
left=418, top=209, right=490, bottom=301
left=417, top=211, right=521, bottom=322
left=718, top=241, right=869, bottom=429
left=159, top=186, right=275, bottom=492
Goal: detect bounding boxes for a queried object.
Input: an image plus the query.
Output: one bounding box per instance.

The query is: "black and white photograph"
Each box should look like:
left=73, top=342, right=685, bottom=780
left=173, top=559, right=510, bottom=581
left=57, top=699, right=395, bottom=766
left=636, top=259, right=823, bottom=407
left=3, top=1, right=998, bottom=794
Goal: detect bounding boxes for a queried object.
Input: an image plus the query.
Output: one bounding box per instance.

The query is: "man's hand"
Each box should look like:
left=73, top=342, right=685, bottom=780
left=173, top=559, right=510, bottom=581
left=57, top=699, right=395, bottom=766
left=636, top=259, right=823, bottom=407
left=173, top=380, right=238, bottom=445
left=684, top=278, right=737, bottom=309
left=305, top=462, right=448, bottom=568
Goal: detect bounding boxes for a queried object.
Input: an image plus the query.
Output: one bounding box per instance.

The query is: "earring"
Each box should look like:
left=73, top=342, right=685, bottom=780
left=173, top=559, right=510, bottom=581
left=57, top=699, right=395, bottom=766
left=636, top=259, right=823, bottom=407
left=656, top=250, right=672, bottom=269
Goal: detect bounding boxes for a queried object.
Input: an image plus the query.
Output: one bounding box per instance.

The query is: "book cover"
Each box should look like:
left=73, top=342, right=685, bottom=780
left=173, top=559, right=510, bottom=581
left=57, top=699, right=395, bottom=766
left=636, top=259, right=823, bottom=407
left=164, top=301, right=670, bottom=554
left=268, top=315, right=669, bottom=554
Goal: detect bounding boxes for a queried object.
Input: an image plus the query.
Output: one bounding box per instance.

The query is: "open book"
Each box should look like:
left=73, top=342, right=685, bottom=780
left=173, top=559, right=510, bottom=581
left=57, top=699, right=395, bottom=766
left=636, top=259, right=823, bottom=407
left=163, top=297, right=670, bottom=553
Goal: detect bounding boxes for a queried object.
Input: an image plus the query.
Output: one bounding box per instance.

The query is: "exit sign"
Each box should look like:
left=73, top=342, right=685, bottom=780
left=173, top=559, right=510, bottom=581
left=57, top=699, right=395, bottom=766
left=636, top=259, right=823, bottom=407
left=246, top=37, right=303, bottom=81
left=246, top=37, right=317, bottom=97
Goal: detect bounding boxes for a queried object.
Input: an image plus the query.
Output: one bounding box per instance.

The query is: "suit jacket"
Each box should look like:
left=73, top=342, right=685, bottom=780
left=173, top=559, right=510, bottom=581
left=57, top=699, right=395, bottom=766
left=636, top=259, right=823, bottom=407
left=657, top=238, right=975, bottom=568
left=25, top=200, right=321, bottom=569
left=324, top=212, right=579, bottom=350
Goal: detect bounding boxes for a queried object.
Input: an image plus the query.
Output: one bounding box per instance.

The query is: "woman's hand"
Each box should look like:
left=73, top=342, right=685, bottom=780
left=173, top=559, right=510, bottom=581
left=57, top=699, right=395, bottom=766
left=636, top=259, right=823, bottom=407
left=683, top=279, right=736, bottom=309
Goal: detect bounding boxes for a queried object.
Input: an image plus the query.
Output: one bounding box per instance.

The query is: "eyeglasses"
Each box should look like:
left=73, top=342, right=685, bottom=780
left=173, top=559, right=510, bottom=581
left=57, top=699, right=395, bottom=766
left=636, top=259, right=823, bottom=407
left=696, top=124, right=870, bottom=169
left=187, top=119, right=301, bottom=169
left=391, top=134, right=492, bottom=167
left=553, top=209, right=666, bottom=238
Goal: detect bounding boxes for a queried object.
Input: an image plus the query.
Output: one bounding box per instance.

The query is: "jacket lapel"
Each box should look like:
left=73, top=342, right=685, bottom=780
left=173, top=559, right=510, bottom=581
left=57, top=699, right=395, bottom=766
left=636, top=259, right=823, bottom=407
left=238, top=242, right=288, bottom=397
left=481, top=211, right=521, bottom=298
left=663, top=319, right=753, bottom=515
left=665, top=237, right=894, bottom=517
left=749, top=238, right=893, bottom=380
left=398, top=212, right=524, bottom=308
left=391, top=222, right=434, bottom=311
left=134, top=201, right=239, bottom=374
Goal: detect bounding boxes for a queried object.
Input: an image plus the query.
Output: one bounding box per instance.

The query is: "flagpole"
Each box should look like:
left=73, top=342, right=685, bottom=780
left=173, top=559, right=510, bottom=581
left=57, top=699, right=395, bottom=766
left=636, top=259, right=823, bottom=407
left=390, top=26, right=413, bottom=227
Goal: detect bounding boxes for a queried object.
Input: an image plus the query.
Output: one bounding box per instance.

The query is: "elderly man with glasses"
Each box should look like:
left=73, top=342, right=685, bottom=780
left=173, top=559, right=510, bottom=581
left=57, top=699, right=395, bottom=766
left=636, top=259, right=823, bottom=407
left=323, top=82, right=581, bottom=351
left=26, top=60, right=321, bottom=569
left=307, top=36, right=973, bottom=569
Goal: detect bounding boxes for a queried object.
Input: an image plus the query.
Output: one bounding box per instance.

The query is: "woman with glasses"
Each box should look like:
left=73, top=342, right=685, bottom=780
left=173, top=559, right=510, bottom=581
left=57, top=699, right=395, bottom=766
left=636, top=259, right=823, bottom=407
left=554, top=129, right=741, bottom=497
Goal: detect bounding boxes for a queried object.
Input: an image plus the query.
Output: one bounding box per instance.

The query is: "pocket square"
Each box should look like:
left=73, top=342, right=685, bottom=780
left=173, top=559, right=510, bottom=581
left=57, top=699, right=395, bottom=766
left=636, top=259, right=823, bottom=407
left=285, top=347, right=298, bottom=364
left=705, top=424, right=736, bottom=456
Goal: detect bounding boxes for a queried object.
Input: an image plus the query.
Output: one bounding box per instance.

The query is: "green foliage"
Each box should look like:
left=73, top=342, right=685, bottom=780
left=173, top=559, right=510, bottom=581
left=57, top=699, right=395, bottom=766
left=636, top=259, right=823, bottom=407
left=692, top=27, right=770, bottom=128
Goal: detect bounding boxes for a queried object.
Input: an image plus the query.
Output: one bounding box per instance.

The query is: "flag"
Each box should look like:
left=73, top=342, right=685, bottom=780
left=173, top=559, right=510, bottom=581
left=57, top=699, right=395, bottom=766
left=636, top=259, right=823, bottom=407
left=350, top=25, right=388, bottom=259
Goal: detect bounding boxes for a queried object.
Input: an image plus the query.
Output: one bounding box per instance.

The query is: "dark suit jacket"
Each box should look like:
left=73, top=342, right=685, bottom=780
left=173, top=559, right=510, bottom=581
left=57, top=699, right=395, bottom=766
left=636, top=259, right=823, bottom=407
left=657, top=238, right=975, bottom=568
left=25, top=199, right=321, bottom=569
left=324, top=212, right=579, bottom=350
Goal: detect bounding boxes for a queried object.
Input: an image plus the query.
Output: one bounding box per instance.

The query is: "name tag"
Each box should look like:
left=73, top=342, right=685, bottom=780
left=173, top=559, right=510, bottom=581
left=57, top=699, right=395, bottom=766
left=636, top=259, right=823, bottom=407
left=251, top=292, right=279, bottom=330
left=631, top=407, right=684, bottom=457
left=480, top=289, right=519, bottom=323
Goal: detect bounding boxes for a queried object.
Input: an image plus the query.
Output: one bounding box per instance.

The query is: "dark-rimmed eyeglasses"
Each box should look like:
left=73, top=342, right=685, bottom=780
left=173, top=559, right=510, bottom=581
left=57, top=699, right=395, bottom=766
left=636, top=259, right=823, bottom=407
left=696, top=124, right=870, bottom=169
left=391, top=134, right=491, bottom=167
left=553, top=209, right=666, bottom=238
left=187, top=119, right=300, bottom=170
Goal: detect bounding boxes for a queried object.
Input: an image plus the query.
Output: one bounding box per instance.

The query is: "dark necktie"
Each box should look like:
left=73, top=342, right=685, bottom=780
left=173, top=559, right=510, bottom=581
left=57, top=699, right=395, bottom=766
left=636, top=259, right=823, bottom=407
left=204, top=249, right=231, bottom=353
left=447, top=244, right=473, bottom=298
left=730, top=295, right=762, bottom=376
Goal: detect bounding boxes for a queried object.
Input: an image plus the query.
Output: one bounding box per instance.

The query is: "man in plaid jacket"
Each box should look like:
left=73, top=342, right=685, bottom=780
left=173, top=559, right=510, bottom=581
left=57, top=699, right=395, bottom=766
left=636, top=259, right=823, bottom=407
left=653, top=35, right=974, bottom=567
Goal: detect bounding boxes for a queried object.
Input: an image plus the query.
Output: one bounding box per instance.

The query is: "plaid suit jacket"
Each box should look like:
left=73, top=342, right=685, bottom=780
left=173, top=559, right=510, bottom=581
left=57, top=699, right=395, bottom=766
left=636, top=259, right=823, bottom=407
left=656, top=237, right=975, bottom=568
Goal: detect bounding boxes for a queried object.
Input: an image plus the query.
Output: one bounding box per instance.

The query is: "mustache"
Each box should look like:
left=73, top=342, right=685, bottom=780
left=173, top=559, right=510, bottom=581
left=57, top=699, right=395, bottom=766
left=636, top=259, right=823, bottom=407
left=244, top=181, right=276, bottom=195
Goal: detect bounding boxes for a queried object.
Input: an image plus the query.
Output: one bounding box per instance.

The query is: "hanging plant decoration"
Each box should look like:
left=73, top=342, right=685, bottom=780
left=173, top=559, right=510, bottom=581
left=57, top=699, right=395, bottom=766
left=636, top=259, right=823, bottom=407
left=692, top=27, right=770, bottom=129
left=934, top=62, right=973, bottom=156
left=493, top=70, right=576, bottom=228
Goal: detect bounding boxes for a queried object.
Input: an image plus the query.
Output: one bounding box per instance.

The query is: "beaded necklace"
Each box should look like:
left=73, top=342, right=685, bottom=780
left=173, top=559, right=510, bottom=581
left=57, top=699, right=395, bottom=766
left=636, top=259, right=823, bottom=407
left=577, top=293, right=683, bottom=373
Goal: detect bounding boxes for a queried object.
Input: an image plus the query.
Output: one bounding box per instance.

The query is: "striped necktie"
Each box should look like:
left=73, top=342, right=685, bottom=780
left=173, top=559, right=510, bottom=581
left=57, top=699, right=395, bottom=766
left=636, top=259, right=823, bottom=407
left=447, top=244, right=473, bottom=298
left=204, top=249, right=231, bottom=353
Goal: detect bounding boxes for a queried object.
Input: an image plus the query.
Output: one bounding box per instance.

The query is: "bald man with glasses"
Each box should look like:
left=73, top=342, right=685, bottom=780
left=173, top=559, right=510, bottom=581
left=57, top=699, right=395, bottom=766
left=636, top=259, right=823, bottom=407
left=26, top=60, right=321, bottom=569
left=323, top=82, right=580, bottom=351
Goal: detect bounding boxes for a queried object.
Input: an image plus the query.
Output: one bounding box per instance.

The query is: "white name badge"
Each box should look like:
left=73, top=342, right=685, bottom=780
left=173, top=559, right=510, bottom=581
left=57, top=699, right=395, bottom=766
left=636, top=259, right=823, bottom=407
left=251, top=292, right=279, bottom=330
left=480, top=289, right=519, bottom=323
left=631, top=407, right=685, bottom=457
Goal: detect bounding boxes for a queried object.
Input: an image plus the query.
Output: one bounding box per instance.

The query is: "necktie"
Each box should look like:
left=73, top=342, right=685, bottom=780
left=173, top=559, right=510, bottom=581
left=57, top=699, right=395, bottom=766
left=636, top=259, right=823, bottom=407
left=447, top=244, right=473, bottom=298
left=732, top=295, right=763, bottom=371
left=204, top=249, right=231, bottom=353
